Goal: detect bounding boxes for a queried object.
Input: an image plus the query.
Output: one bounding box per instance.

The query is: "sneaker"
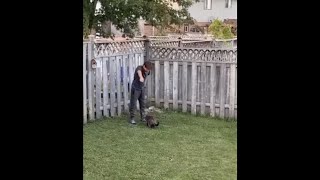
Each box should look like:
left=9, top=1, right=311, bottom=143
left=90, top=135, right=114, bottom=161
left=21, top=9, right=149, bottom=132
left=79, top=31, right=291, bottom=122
left=130, top=118, right=136, bottom=124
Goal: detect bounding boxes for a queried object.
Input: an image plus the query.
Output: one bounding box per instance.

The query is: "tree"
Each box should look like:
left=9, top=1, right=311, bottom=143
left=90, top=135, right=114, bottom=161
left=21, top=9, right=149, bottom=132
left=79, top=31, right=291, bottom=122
left=208, top=19, right=235, bottom=39
left=83, top=0, right=199, bottom=38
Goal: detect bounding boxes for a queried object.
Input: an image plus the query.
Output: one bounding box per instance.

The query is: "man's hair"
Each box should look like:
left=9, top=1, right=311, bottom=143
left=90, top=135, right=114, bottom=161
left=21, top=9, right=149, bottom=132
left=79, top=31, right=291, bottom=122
left=143, top=61, right=153, bottom=70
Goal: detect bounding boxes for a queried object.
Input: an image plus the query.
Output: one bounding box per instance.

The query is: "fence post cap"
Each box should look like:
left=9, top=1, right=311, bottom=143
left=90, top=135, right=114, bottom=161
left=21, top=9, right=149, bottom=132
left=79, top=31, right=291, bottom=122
left=143, top=35, right=150, bottom=42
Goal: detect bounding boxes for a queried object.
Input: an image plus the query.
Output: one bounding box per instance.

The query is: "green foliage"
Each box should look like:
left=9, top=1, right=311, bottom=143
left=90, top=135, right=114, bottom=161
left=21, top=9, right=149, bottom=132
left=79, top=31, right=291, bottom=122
left=83, top=0, right=91, bottom=38
left=83, top=0, right=199, bottom=38
left=156, top=30, right=168, bottom=36
left=208, top=19, right=235, bottom=39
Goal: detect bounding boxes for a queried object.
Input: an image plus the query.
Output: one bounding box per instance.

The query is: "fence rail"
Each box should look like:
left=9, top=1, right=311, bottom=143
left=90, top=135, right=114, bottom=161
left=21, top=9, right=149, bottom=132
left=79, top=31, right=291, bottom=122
left=135, top=34, right=214, bottom=41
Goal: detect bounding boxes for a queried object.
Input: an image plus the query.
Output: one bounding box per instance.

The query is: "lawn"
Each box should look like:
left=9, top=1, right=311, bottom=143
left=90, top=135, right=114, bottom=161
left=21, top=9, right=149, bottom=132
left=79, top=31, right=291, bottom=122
left=83, top=111, right=237, bottom=180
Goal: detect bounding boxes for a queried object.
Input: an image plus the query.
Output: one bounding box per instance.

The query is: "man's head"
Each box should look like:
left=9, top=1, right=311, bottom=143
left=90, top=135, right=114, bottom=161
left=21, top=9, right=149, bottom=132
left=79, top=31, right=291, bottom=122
left=143, top=61, right=152, bottom=72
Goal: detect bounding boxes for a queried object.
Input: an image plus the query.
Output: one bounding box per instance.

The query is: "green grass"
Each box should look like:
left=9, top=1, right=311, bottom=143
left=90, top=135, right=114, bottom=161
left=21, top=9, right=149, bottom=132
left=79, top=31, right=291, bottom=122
left=84, top=111, right=237, bottom=180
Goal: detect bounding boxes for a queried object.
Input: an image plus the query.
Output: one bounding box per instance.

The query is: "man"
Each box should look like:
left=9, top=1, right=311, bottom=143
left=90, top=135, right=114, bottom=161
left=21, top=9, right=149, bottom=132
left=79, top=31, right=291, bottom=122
left=129, top=61, right=152, bottom=124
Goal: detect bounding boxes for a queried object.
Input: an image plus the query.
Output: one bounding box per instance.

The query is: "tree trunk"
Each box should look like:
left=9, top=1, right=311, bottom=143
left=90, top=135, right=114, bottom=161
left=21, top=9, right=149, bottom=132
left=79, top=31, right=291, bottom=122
left=88, top=0, right=98, bottom=36
left=102, top=21, right=112, bottom=35
left=90, top=28, right=96, bottom=35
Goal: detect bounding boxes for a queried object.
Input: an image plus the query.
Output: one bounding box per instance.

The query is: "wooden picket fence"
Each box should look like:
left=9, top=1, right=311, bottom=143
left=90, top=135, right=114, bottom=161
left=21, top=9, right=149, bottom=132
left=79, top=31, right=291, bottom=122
left=83, top=36, right=237, bottom=123
left=147, top=46, right=237, bottom=118
left=83, top=37, right=147, bottom=123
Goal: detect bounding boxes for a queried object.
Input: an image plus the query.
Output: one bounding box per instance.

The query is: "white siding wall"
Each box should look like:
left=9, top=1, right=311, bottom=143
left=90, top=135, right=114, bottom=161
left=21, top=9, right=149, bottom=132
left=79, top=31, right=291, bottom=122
left=188, top=0, right=237, bottom=22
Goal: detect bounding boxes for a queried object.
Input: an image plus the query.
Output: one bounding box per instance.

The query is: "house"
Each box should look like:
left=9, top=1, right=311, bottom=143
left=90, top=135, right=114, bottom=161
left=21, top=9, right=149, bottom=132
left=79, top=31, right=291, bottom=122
left=139, top=0, right=237, bottom=36
left=99, top=0, right=237, bottom=37
left=187, top=0, right=237, bottom=34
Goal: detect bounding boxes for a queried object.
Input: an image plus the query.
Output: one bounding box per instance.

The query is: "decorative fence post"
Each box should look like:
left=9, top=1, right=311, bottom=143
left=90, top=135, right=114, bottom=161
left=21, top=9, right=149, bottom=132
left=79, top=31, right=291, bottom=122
left=144, top=36, right=150, bottom=60
left=83, top=42, right=88, bottom=124
left=144, top=36, right=152, bottom=108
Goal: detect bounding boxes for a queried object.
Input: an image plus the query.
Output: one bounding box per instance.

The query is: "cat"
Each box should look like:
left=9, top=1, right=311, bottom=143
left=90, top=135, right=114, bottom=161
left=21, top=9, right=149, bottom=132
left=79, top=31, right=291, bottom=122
left=145, top=114, right=159, bottom=128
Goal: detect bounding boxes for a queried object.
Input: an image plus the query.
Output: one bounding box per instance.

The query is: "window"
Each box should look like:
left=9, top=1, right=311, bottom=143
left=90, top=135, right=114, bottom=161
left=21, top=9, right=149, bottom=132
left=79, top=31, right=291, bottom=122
left=190, top=27, right=200, bottom=33
left=184, top=24, right=189, bottom=32
left=225, top=0, right=232, bottom=8
left=204, top=0, right=212, bottom=10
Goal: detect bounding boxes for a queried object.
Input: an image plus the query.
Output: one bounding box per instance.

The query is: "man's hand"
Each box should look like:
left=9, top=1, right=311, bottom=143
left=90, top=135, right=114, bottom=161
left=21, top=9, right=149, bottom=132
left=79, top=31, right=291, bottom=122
left=140, top=77, right=144, bottom=82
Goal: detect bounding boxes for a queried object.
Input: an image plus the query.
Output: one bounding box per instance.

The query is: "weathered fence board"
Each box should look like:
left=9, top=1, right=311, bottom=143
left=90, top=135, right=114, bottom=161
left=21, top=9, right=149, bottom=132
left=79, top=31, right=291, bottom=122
left=135, top=53, right=140, bottom=110
left=116, top=56, right=122, bottom=116
left=95, top=66, right=102, bottom=119
left=154, top=61, right=160, bottom=107
left=109, top=57, right=116, bottom=117
left=191, top=62, right=197, bottom=115
left=102, top=58, right=109, bottom=117
left=182, top=62, right=188, bottom=112
left=229, top=64, right=236, bottom=117
left=219, top=64, right=226, bottom=118
left=123, top=55, right=129, bottom=112
left=87, top=41, right=94, bottom=121
left=128, top=54, right=134, bottom=93
left=164, top=61, right=170, bottom=109
left=210, top=64, right=216, bottom=117
left=172, top=62, right=178, bottom=109
left=200, top=62, right=206, bottom=115
left=83, top=43, right=88, bottom=123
